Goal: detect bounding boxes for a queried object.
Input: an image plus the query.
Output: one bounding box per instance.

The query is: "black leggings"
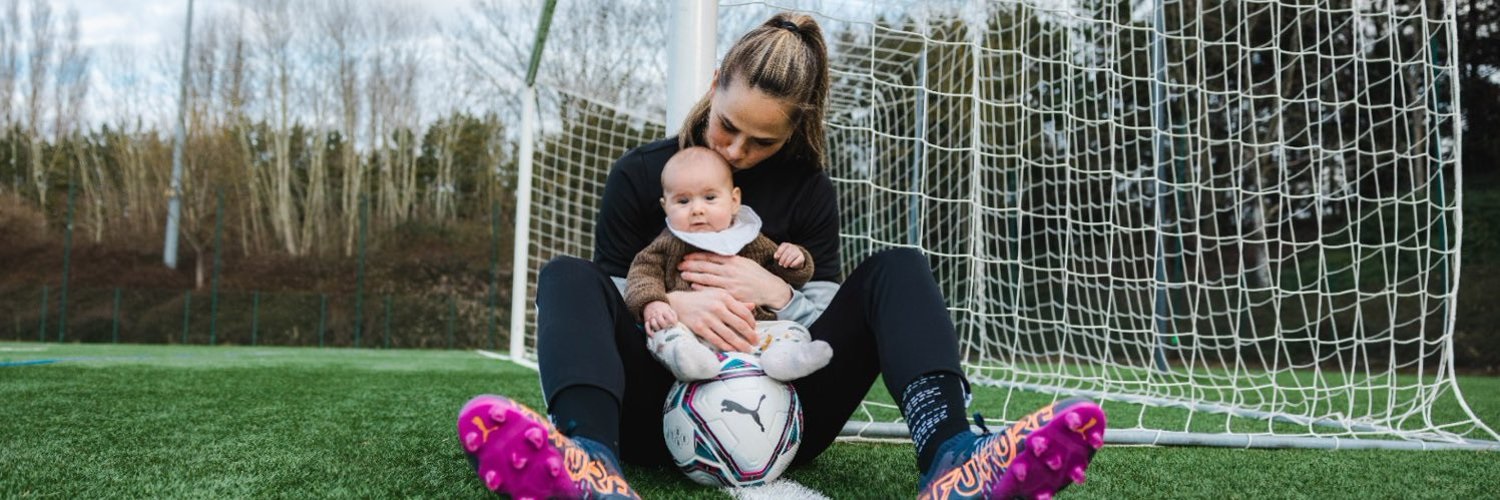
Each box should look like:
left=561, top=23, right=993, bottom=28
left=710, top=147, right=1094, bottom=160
left=535, top=248, right=964, bottom=466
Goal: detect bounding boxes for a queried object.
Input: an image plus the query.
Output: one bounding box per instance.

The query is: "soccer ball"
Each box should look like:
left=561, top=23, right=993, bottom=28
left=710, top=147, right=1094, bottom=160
left=661, top=352, right=802, bottom=487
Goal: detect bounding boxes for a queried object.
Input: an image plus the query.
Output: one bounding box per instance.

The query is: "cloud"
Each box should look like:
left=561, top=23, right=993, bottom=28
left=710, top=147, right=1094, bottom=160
left=66, top=0, right=207, bottom=50
left=69, top=0, right=472, bottom=52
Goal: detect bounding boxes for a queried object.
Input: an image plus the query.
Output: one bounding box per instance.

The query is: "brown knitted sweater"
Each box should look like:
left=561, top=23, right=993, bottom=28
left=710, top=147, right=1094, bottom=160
left=625, top=229, right=814, bottom=322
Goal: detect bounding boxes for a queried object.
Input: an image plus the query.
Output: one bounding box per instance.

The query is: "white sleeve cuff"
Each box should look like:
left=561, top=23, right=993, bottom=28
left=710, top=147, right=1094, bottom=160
left=610, top=276, right=628, bottom=298
left=773, top=281, right=839, bottom=327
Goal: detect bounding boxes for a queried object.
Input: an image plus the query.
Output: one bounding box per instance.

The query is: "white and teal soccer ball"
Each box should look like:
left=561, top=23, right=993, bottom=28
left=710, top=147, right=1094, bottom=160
left=661, top=352, right=803, bottom=487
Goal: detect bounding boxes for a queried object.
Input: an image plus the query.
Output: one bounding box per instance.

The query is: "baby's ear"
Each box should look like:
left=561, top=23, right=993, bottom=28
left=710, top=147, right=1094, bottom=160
left=659, top=197, right=667, bottom=208
left=732, top=187, right=742, bottom=204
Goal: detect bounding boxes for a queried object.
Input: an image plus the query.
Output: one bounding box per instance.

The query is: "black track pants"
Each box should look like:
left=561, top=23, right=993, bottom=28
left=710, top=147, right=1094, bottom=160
left=535, top=248, right=964, bottom=466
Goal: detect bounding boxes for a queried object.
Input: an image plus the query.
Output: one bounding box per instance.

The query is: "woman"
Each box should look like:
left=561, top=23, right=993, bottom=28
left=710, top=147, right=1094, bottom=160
left=456, top=12, right=1105, bottom=499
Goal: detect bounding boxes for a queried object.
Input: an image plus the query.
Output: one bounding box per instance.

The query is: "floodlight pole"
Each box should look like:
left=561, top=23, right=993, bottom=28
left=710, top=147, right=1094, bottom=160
left=163, top=0, right=194, bottom=269
left=666, top=0, right=717, bottom=131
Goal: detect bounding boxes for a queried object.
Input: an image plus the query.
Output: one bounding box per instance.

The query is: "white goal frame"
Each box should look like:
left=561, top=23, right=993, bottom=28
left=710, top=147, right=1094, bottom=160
left=505, top=0, right=1499, bottom=451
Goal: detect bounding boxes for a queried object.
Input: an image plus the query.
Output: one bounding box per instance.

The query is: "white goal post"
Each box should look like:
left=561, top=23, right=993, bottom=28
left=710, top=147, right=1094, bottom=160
left=508, top=0, right=1498, bottom=451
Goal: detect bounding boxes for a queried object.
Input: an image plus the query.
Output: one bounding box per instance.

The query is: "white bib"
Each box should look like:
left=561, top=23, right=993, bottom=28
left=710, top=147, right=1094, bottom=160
left=666, top=206, right=763, bottom=256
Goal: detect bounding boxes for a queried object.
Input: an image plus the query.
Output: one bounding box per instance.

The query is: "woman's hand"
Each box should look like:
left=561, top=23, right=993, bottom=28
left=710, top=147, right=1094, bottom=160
left=678, top=252, right=794, bottom=310
left=666, top=287, right=759, bottom=352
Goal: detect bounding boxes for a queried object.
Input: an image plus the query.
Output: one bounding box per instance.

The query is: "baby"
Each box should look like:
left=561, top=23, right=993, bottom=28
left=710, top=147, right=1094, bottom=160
left=625, top=146, right=832, bottom=382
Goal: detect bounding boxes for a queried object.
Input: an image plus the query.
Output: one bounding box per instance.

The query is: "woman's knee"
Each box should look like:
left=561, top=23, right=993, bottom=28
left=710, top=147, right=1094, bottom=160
left=863, top=247, right=932, bottom=275
left=538, top=255, right=602, bottom=289
left=845, top=248, right=942, bottom=295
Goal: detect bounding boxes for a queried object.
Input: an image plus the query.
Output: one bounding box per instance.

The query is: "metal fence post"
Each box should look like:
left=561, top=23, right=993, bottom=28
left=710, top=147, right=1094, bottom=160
left=447, top=295, right=456, bottom=349
left=38, top=285, right=48, bottom=342
left=181, top=291, right=192, bottom=344
left=112, top=288, right=122, bottom=343
left=355, top=194, right=368, bottom=347
left=58, top=179, right=76, bottom=342
left=251, top=291, right=260, bottom=346
left=210, top=189, right=223, bottom=345
left=318, top=293, right=327, bottom=348
left=488, top=200, right=499, bottom=349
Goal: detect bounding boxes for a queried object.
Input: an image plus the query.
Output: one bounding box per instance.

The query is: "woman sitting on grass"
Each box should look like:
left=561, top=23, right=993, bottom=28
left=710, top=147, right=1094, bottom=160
left=455, top=11, right=1107, bottom=499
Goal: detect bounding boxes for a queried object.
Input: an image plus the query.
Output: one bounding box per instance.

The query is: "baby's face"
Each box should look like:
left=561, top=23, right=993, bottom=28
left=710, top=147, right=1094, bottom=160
left=661, top=160, right=740, bottom=233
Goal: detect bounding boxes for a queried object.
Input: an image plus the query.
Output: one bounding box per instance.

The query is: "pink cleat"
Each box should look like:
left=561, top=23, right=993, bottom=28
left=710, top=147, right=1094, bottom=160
left=456, top=395, right=638, bottom=499
left=918, top=397, right=1107, bottom=499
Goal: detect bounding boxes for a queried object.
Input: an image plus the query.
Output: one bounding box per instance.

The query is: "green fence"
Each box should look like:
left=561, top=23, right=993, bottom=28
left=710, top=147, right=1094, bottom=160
left=2, top=284, right=507, bottom=350
left=3, top=189, right=513, bottom=351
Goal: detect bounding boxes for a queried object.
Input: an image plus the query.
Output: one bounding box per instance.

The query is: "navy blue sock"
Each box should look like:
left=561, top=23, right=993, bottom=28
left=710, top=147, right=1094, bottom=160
left=921, top=431, right=980, bottom=483
left=571, top=436, right=623, bottom=471
left=901, top=372, right=971, bottom=472
left=549, top=385, right=621, bottom=459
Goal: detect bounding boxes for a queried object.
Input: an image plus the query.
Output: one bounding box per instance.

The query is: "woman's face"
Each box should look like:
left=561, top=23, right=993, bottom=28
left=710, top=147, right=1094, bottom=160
left=704, top=79, right=796, bottom=171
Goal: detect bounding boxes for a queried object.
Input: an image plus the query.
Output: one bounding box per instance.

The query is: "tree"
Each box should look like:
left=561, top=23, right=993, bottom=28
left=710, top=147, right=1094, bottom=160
left=317, top=0, right=366, bottom=256
left=50, top=8, right=85, bottom=148
left=1460, top=0, right=1500, bottom=175
left=453, top=0, right=668, bottom=121
left=0, top=0, right=20, bottom=194
left=0, top=0, right=18, bottom=129
left=23, top=0, right=51, bottom=207
left=250, top=0, right=302, bottom=255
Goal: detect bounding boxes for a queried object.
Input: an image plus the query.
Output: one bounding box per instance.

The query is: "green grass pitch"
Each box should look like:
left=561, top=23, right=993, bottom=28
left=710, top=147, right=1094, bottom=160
left=2, top=342, right=1498, bottom=498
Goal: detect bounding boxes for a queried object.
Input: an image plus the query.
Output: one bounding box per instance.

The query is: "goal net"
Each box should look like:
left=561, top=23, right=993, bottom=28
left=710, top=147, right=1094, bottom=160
left=510, top=0, right=1497, bottom=449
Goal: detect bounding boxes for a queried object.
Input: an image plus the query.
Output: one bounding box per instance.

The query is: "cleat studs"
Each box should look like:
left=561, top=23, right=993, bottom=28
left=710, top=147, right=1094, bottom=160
left=484, top=470, right=502, bottom=490
left=1064, top=412, right=1084, bottom=430
left=525, top=427, right=546, bottom=449
left=511, top=452, right=529, bottom=470
left=1088, top=432, right=1105, bottom=449
left=1029, top=436, right=1048, bottom=456
left=1036, top=492, right=1053, bottom=500
left=464, top=431, right=482, bottom=452
left=1070, top=466, right=1087, bottom=484
left=1012, top=462, right=1028, bottom=482
left=1045, top=454, right=1063, bottom=471
left=489, top=406, right=508, bottom=424
left=547, top=456, right=563, bottom=477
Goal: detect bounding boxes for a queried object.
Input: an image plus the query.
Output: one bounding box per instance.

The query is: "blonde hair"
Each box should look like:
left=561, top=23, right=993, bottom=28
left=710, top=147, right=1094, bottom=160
left=678, top=12, right=830, bottom=169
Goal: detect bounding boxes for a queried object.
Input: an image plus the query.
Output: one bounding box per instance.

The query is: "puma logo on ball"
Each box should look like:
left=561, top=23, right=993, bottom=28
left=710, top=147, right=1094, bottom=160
left=721, top=394, right=767, bottom=432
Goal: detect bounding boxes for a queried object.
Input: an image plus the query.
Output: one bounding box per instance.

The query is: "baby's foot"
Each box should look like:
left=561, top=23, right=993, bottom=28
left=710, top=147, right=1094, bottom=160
left=650, top=325, right=720, bottom=381
left=761, top=339, right=832, bottom=381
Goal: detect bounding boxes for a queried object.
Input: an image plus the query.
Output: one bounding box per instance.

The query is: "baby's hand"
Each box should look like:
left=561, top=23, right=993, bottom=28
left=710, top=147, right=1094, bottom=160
left=644, top=301, right=678, bottom=334
left=775, top=242, right=805, bottom=269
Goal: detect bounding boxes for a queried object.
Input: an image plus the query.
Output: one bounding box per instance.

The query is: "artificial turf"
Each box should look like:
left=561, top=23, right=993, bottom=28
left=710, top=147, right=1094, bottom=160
left=2, top=342, right=1497, bottom=498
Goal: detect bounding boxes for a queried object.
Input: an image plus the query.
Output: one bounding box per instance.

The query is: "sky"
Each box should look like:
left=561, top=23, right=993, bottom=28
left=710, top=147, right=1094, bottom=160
left=71, top=0, right=213, bottom=51
left=39, top=0, right=480, bottom=127
left=68, top=0, right=473, bottom=52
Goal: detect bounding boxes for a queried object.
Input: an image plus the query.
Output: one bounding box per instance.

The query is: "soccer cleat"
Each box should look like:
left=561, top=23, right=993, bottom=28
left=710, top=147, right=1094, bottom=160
left=457, top=395, right=639, bottom=499
left=917, top=397, right=1106, bottom=500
